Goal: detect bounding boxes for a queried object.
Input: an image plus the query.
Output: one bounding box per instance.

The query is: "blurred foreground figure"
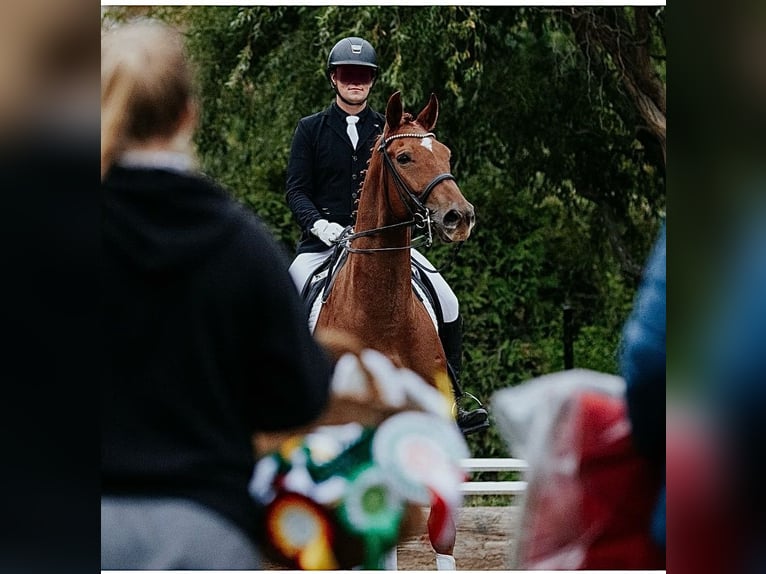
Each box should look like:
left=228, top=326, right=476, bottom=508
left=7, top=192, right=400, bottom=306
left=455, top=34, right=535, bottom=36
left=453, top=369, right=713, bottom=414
left=700, top=197, right=766, bottom=574
left=619, top=221, right=666, bottom=553
left=669, top=4, right=766, bottom=572
left=491, top=223, right=667, bottom=570
left=0, top=1, right=97, bottom=572
left=665, top=199, right=766, bottom=574
left=100, top=19, right=332, bottom=569
left=493, top=369, right=665, bottom=570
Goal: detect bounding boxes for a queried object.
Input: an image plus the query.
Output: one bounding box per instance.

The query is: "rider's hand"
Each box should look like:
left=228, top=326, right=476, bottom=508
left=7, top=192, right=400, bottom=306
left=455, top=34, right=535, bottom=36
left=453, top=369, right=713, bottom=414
left=311, top=219, right=345, bottom=246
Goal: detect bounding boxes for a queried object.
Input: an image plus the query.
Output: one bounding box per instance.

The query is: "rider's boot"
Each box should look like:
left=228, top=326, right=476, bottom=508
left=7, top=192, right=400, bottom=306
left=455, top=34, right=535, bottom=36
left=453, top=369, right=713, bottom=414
left=440, top=316, right=489, bottom=436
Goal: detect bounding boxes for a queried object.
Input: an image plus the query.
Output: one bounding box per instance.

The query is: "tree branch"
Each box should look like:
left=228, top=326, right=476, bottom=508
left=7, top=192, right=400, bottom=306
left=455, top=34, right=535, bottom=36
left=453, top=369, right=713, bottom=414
left=566, top=7, right=666, bottom=164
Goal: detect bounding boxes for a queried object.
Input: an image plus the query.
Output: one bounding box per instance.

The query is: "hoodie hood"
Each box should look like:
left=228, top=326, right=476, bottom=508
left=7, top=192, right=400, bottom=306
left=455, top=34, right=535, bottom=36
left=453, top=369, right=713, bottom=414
left=103, top=166, right=242, bottom=273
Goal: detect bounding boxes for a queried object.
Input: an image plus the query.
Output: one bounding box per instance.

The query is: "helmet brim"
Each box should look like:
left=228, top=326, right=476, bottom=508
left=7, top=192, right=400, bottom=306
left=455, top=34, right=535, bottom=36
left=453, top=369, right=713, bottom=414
left=328, top=61, right=378, bottom=70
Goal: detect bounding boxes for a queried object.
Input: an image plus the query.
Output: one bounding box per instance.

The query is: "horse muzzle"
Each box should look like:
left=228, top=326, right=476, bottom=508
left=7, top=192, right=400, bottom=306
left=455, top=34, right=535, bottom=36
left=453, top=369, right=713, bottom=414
left=433, top=202, right=475, bottom=242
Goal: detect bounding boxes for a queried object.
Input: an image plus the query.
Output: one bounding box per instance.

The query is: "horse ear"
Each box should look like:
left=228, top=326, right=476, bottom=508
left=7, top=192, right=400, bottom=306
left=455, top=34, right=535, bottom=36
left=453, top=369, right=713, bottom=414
left=415, top=93, right=439, bottom=131
left=385, top=91, right=403, bottom=135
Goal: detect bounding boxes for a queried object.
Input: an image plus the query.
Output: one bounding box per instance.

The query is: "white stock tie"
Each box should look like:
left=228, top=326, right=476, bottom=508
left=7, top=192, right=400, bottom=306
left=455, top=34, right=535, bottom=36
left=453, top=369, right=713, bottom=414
left=346, top=115, right=359, bottom=149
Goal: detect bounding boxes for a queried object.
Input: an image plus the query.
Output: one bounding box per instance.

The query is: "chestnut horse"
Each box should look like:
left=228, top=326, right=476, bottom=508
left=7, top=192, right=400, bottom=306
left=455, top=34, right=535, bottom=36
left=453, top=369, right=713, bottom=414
left=315, top=91, right=475, bottom=568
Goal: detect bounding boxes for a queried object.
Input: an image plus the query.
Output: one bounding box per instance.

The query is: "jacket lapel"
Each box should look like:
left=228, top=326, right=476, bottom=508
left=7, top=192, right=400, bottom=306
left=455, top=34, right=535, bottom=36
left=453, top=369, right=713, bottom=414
left=357, top=113, right=383, bottom=150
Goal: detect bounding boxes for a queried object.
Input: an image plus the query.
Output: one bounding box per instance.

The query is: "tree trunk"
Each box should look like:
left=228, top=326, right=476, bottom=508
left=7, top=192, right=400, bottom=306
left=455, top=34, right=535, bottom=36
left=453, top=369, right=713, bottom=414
left=567, top=7, right=666, bottom=164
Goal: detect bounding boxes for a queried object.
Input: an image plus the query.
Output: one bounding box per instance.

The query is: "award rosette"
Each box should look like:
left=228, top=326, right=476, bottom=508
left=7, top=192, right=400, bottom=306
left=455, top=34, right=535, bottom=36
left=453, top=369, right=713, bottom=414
left=372, top=411, right=469, bottom=506
left=251, top=407, right=468, bottom=569
left=264, top=491, right=338, bottom=570
left=338, top=464, right=405, bottom=569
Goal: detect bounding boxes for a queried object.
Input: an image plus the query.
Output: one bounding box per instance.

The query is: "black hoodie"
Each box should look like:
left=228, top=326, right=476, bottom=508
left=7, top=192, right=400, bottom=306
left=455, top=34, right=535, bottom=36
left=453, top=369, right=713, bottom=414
left=101, top=165, right=331, bottom=543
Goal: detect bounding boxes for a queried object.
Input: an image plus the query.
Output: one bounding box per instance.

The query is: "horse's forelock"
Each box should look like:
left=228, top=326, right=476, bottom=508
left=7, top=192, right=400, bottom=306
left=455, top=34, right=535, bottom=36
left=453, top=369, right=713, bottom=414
left=402, top=112, right=414, bottom=123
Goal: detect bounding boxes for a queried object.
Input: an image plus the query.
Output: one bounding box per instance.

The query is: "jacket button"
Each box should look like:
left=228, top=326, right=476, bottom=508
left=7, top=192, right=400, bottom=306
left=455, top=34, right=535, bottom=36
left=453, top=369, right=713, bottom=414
left=352, top=174, right=357, bottom=180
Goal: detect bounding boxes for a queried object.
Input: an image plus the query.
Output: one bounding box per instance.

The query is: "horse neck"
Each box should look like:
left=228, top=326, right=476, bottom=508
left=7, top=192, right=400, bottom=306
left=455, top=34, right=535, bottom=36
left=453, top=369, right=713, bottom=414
left=347, top=149, right=413, bottom=311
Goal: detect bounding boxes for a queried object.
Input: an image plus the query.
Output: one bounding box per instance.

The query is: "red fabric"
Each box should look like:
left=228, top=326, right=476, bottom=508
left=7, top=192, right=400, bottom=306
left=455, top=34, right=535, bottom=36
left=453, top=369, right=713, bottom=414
left=666, top=417, right=743, bottom=574
left=517, top=391, right=665, bottom=569
left=427, top=490, right=456, bottom=553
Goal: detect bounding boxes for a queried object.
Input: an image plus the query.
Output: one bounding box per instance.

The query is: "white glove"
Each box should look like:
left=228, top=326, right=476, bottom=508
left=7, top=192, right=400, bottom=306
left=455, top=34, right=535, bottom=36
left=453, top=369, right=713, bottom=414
left=310, top=218, right=345, bottom=246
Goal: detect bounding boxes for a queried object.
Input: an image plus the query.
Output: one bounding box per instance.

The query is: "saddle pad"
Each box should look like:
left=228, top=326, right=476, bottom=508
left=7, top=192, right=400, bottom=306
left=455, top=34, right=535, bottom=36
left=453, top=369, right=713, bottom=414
left=308, top=289, right=324, bottom=334
left=412, top=279, right=439, bottom=331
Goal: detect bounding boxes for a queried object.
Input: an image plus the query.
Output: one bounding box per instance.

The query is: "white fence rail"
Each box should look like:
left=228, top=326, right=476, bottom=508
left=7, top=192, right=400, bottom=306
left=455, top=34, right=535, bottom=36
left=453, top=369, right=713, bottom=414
left=459, top=458, right=528, bottom=496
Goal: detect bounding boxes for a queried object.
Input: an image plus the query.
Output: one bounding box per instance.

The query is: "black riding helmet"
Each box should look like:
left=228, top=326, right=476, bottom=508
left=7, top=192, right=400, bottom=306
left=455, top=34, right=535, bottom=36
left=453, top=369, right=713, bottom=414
left=326, top=37, right=378, bottom=96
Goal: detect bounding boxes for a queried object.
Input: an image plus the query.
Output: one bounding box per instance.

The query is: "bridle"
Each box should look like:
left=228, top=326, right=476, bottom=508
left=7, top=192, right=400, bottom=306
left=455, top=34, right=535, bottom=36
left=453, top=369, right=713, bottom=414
left=341, top=130, right=456, bottom=254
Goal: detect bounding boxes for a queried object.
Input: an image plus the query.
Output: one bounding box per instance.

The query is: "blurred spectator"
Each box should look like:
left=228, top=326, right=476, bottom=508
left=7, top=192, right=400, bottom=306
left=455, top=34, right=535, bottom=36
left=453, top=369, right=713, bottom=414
left=672, top=5, right=766, bottom=571
left=100, top=19, right=332, bottom=569
left=702, top=196, right=766, bottom=574
left=0, top=1, right=97, bottom=572
left=619, top=220, right=666, bottom=552
left=0, top=1, right=96, bottom=142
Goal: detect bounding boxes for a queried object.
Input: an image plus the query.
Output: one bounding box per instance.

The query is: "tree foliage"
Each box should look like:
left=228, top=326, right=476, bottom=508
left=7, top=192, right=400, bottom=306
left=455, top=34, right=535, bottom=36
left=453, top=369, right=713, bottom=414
left=103, top=6, right=665, bottom=456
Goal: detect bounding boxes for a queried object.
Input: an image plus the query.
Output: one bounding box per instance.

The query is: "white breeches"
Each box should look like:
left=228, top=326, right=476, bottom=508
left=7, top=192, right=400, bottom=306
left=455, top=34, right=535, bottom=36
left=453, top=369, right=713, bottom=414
left=288, top=247, right=459, bottom=323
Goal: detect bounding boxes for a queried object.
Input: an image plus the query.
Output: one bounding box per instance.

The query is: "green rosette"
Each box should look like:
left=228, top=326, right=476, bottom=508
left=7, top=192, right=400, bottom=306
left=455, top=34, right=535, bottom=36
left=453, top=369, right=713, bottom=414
left=337, top=463, right=404, bottom=570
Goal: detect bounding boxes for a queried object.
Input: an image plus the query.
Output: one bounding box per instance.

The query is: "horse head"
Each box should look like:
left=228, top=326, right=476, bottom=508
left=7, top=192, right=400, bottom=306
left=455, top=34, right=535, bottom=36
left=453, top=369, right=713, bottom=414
left=379, top=91, right=475, bottom=243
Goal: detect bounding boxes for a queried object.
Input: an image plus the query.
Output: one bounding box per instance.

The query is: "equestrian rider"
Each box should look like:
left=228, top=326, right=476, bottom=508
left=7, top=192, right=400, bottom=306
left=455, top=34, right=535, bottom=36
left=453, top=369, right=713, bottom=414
left=285, top=36, right=488, bottom=435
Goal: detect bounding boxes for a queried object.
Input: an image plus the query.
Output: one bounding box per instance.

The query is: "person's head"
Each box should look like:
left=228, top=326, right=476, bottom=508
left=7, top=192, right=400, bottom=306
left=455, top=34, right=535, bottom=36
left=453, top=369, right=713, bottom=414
left=0, top=0, right=95, bottom=142
left=101, top=19, right=197, bottom=179
left=326, top=37, right=378, bottom=109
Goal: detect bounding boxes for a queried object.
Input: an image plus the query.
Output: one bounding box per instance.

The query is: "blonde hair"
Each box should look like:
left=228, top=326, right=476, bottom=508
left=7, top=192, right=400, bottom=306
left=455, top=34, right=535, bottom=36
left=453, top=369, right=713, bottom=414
left=101, top=19, right=196, bottom=179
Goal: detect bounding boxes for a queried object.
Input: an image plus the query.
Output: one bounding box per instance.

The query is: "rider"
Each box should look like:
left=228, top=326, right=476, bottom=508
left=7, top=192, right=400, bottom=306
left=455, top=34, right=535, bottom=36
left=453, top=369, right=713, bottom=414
left=285, top=36, right=488, bottom=435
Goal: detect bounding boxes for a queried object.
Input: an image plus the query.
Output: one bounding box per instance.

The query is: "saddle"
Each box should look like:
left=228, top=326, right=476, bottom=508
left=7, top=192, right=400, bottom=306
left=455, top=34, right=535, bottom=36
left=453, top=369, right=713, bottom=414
left=300, top=242, right=444, bottom=335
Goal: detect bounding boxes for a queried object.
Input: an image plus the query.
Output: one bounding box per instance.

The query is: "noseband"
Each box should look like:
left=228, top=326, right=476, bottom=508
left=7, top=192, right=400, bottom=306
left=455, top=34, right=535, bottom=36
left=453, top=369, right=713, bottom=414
left=342, top=131, right=456, bottom=253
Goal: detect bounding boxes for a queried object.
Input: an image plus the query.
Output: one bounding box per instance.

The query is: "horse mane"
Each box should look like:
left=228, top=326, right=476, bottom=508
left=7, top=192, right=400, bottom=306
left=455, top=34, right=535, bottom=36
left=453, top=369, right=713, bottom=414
left=352, top=176, right=365, bottom=219
left=351, top=147, right=375, bottom=221
left=350, top=111, right=418, bottom=219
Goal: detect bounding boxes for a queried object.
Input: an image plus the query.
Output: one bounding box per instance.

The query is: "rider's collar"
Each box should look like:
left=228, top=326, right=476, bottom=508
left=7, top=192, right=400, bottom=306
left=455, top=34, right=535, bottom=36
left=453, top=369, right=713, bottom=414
left=332, top=101, right=371, bottom=123
left=117, top=149, right=196, bottom=173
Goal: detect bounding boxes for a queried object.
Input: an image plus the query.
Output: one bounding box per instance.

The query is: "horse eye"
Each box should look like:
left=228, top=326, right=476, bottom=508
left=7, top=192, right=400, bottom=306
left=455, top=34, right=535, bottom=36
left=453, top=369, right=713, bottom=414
left=396, top=153, right=411, bottom=165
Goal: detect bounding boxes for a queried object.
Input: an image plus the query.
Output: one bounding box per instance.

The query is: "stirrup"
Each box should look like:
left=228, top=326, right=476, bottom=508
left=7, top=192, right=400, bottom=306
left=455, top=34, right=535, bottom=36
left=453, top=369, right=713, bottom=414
left=452, top=392, right=490, bottom=436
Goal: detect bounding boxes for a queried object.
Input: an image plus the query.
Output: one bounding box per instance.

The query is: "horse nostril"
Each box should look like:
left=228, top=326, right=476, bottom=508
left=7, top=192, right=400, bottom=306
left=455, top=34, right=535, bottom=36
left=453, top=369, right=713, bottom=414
left=443, top=209, right=462, bottom=229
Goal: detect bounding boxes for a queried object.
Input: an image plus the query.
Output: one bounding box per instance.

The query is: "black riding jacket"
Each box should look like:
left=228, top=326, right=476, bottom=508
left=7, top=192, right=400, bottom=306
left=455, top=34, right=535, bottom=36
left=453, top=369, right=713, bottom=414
left=286, top=101, right=385, bottom=254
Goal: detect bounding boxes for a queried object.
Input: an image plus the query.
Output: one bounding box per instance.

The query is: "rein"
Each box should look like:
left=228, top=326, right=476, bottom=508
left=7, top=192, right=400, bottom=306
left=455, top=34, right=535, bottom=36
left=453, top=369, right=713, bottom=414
left=342, top=131, right=455, bottom=254
left=411, top=242, right=464, bottom=274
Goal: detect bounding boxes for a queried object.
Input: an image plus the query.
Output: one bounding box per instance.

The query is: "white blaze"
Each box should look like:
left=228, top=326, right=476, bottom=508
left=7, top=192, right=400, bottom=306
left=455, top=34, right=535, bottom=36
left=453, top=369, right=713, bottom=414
left=421, top=137, right=434, bottom=152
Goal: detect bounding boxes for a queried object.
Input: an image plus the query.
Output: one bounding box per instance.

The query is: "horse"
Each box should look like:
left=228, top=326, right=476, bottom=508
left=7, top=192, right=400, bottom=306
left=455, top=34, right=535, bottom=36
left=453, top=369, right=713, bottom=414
left=314, top=90, right=475, bottom=569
